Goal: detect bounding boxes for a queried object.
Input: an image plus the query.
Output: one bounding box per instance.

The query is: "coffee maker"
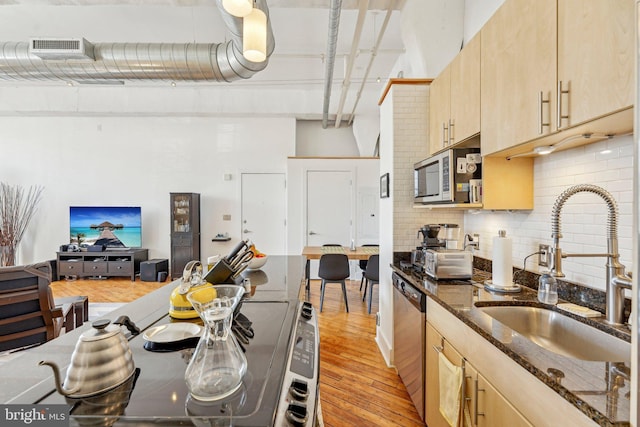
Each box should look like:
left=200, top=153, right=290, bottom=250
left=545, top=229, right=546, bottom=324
left=417, top=224, right=446, bottom=249
left=411, top=225, right=445, bottom=270
left=412, top=224, right=464, bottom=269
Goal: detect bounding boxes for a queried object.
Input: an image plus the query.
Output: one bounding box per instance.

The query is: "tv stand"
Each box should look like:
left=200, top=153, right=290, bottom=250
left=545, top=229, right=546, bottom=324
left=56, top=249, right=148, bottom=281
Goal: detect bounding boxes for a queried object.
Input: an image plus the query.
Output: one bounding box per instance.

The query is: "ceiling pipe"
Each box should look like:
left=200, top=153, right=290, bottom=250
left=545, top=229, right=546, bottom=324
left=0, top=0, right=274, bottom=84
left=334, top=0, right=369, bottom=128
left=347, top=2, right=393, bottom=126
left=321, top=0, right=343, bottom=129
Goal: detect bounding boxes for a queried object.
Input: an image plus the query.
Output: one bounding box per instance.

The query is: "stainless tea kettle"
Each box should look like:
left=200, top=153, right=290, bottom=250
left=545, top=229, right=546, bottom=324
left=39, top=315, right=140, bottom=398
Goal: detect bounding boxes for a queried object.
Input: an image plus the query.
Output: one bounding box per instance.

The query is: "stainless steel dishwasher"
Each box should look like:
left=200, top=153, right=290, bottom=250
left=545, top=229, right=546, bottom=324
left=392, top=272, right=426, bottom=421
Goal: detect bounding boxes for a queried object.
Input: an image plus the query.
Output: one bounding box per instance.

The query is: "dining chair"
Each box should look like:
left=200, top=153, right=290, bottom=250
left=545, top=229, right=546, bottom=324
left=318, top=253, right=351, bottom=312
left=362, top=254, right=379, bottom=314
left=358, top=244, right=379, bottom=292
left=0, top=262, right=73, bottom=352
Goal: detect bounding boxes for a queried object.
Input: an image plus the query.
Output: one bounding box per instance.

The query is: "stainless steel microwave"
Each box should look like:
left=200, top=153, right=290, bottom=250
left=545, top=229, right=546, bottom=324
left=414, top=147, right=482, bottom=204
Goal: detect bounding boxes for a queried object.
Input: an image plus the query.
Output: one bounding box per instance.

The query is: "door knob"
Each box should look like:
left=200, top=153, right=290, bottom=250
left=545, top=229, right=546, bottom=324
left=243, top=229, right=252, bottom=233
left=309, top=231, right=317, bottom=235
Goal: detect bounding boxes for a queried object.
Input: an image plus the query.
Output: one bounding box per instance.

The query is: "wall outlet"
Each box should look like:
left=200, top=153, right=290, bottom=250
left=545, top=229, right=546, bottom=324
left=473, top=233, right=480, bottom=250
left=539, top=244, right=550, bottom=267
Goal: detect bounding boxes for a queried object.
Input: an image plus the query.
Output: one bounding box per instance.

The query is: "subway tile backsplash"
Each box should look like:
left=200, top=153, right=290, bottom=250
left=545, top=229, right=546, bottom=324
left=465, top=135, right=634, bottom=291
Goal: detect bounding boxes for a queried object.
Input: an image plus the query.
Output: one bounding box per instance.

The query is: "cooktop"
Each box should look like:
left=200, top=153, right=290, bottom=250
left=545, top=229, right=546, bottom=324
left=37, top=299, right=313, bottom=426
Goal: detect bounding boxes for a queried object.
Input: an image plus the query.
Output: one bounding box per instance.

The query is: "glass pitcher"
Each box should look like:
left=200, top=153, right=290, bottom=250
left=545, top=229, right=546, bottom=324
left=185, top=285, right=247, bottom=401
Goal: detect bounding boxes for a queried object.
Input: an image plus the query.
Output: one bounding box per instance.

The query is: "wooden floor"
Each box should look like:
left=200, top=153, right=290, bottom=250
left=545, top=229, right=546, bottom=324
left=50, top=277, right=424, bottom=427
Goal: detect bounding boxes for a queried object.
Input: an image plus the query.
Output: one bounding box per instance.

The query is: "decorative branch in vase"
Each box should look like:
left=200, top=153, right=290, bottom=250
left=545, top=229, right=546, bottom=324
left=0, top=183, right=44, bottom=267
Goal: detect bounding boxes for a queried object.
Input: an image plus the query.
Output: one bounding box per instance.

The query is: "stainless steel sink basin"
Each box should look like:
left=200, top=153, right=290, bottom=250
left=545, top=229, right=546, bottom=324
left=477, top=305, right=630, bottom=363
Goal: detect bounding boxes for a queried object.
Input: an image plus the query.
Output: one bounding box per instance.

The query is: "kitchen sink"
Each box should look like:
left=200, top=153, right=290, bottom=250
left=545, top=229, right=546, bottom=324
left=476, top=305, right=630, bottom=363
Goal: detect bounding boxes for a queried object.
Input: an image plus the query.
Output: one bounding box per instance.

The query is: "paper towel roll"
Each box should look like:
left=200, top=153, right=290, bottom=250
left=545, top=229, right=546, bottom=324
left=492, top=230, right=513, bottom=287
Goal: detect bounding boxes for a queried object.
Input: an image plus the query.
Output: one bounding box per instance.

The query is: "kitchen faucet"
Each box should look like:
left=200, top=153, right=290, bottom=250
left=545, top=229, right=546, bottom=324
left=549, top=184, right=632, bottom=325
left=463, top=233, right=479, bottom=251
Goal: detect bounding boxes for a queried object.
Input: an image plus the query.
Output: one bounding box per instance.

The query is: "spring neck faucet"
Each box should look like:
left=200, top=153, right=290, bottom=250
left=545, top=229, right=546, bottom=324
left=549, top=184, right=632, bottom=325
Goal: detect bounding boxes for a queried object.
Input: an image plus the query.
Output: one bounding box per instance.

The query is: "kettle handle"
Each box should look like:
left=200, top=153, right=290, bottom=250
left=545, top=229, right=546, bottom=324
left=113, top=315, right=140, bottom=336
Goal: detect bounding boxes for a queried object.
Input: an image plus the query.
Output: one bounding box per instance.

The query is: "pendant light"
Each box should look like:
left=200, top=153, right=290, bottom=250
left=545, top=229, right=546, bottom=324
left=222, top=0, right=252, bottom=17
left=243, top=5, right=267, bottom=62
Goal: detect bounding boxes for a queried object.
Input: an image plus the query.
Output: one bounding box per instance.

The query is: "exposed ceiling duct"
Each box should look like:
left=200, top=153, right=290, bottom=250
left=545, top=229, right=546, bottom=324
left=321, top=0, right=342, bottom=129
left=0, top=0, right=274, bottom=84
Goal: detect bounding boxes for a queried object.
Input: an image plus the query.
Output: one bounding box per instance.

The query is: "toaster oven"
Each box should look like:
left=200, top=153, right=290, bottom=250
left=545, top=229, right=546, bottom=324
left=424, top=249, right=473, bottom=280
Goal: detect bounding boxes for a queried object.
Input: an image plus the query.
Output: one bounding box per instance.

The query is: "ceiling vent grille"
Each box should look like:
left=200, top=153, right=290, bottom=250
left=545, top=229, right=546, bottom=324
left=29, top=38, right=95, bottom=60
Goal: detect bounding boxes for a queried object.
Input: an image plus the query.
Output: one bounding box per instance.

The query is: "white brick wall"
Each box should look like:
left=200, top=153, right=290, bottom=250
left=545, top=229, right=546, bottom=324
left=465, top=135, right=634, bottom=291
left=390, top=84, right=465, bottom=252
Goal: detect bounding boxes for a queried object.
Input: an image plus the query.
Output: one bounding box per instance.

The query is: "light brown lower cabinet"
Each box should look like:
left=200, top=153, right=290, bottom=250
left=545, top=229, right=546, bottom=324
left=475, top=370, right=532, bottom=427
left=426, top=322, right=532, bottom=427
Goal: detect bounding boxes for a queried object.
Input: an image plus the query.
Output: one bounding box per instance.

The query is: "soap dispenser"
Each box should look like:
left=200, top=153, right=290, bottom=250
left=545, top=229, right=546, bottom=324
left=538, top=270, right=558, bottom=305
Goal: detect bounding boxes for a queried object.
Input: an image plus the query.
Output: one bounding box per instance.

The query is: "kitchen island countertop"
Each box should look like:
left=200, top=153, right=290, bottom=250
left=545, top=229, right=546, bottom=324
left=0, top=255, right=307, bottom=405
left=392, top=263, right=631, bottom=427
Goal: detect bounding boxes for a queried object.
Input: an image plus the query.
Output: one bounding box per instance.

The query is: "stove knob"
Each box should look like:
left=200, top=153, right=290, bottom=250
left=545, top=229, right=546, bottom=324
left=285, top=401, right=308, bottom=426
left=301, top=306, right=313, bottom=320
left=289, top=379, right=309, bottom=401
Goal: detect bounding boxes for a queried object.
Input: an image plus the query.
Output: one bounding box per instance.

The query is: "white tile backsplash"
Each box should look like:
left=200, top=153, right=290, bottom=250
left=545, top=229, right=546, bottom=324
left=465, top=135, right=634, bottom=291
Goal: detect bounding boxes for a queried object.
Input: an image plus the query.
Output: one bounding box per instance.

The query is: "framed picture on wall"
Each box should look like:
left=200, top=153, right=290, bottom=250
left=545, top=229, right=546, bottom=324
left=380, top=173, right=389, bottom=198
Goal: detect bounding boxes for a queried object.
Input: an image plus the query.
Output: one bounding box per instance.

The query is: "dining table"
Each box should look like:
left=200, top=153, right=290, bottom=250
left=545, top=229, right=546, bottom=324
left=301, top=245, right=379, bottom=298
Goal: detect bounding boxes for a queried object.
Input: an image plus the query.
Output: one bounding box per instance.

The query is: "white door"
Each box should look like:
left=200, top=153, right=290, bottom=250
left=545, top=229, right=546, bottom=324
left=241, top=173, right=286, bottom=255
left=307, top=170, right=353, bottom=278
left=357, top=186, right=379, bottom=244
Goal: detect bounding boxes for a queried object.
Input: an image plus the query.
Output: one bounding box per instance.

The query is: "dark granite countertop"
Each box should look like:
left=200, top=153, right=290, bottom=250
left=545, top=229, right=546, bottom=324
left=392, top=263, right=631, bottom=427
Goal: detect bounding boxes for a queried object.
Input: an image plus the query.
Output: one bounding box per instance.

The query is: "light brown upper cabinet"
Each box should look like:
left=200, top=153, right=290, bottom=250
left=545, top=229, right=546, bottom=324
left=557, top=0, right=634, bottom=129
left=429, top=34, right=481, bottom=155
left=481, top=0, right=634, bottom=156
left=480, top=0, right=557, bottom=155
left=428, top=66, right=451, bottom=155
left=449, top=34, right=481, bottom=147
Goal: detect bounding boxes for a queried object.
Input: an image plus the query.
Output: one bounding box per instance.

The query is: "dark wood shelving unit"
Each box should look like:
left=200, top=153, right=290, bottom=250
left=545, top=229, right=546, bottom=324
left=56, top=249, right=148, bottom=281
left=170, top=193, right=201, bottom=279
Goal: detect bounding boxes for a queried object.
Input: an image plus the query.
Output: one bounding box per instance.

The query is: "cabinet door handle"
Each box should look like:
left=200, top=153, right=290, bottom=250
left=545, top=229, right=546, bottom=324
left=557, top=80, right=570, bottom=130
left=448, top=118, right=454, bottom=145
left=474, top=378, right=485, bottom=425
left=442, top=122, right=449, bottom=147
left=538, top=91, right=551, bottom=134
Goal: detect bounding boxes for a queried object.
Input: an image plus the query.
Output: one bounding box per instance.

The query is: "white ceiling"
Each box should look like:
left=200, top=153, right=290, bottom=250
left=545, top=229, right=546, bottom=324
left=0, top=0, right=407, bottom=122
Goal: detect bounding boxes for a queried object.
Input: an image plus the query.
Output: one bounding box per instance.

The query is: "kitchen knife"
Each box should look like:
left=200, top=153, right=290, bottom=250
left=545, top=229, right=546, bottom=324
left=230, top=250, right=254, bottom=270
left=226, top=240, right=248, bottom=262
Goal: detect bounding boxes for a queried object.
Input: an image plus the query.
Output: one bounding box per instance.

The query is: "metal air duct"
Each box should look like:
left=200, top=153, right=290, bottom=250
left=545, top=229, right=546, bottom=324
left=0, top=0, right=274, bottom=84
left=321, top=0, right=343, bottom=128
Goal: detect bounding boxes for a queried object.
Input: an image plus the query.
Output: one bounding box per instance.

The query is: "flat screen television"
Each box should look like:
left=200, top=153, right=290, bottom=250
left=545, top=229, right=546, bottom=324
left=70, top=206, right=142, bottom=249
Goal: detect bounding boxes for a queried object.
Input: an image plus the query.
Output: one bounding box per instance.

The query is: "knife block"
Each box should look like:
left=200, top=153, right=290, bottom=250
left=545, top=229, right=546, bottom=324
left=203, top=259, right=235, bottom=284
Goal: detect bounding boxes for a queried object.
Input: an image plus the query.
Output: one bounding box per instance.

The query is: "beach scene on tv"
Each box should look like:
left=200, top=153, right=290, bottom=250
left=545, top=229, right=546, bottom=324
left=70, top=206, right=142, bottom=248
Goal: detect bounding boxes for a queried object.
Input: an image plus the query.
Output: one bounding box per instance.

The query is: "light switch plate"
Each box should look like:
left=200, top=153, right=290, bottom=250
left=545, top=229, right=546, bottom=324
left=457, top=158, right=467, bottom=173
left=539, top=244, right=549, bottom=267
